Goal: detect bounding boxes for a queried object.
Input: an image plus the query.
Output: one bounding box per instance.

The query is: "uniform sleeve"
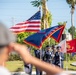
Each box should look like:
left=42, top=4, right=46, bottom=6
left=61, top=53, right=64, bottom=61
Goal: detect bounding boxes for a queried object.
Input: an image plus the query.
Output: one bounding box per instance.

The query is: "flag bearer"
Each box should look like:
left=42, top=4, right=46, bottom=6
left=54, top=46, right=64, bottom=68
left=45, top=45, right=52, bottom=63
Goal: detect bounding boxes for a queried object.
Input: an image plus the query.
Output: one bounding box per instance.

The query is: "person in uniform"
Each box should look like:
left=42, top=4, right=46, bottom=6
left=54, top=46, right=64, bottom=68
left=34, top=49, right=42, bottom=75
left=51, top=45, right=56, bottom=54
left=51, top=45, right=56, bottom=64
left=24, top=63, right=32, bottom=75
left=45, top=45, right=52, bottom=63
left=24, top=48, right=32, bottom=75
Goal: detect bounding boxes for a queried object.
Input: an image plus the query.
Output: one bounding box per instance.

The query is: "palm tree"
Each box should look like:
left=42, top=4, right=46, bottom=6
left=31, top=0, right=52, bottom=29
left=66, top=0, right=76, bottom=39
left=31, top=0, right=42, bottom=8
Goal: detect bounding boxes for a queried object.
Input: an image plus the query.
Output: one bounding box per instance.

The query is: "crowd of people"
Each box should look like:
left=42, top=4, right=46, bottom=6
left=0, top=23, right=70, bottom=75
left=24, top=45, right=64, bottom=75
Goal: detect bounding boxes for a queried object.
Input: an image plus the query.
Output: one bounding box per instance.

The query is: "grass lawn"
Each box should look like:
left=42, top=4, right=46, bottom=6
left=64, top=61, right=76, bottom=71
left=6, top=61, right=24, bottom=72
left=6, top=61, right=76, bottom=72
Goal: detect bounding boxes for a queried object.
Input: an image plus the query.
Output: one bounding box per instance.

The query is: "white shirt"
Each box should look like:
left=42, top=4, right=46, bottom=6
left=0, top=66, right=11, bottom=75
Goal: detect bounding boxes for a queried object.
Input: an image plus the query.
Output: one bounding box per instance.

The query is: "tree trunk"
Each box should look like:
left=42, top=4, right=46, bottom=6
left=42, top=0, right=48, bottom=29
left=71, top=7, right=74, bottom=39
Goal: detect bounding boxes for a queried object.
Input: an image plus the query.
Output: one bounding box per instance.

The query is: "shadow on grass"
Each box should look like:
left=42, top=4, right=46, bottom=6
left=15, top=68, right=23, bottom=72
left=64, top=68, right=76, bottom=71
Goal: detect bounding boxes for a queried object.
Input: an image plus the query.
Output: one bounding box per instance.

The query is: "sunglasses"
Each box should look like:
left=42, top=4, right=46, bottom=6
left=0, top=45, right=8, bottom=48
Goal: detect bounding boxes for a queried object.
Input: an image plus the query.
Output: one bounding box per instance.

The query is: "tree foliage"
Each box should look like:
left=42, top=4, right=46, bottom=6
left=66, top=0, right=76, bottom=7
left=17, top=32, right=33, bottom=44
left=66, top=0, right=76, bottom=39
left=9, top=53, right=21, bottom=61
left=58, top=21, right=67, bottom=34
left=68, top=26, right=76, bottom=38
left=74, top=31, right=76, bottom=38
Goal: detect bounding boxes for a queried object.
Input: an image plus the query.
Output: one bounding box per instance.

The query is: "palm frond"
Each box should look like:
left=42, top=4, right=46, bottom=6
left=31, top=0, right=42, bottom=7
left=31, top=0, right=48, bottom=7
left=66, top=0, right=76, bottom=5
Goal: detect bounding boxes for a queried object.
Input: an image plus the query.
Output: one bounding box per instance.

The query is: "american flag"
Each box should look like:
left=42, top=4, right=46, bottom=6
left=10, top=11, right=41, bottom=34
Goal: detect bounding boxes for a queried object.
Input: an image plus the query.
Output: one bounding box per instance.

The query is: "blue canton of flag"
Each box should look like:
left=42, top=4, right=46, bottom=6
left=28, top=11, right=41, bottom=21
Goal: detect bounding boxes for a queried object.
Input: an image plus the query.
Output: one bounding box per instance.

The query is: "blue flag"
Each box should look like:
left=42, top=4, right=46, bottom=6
left=24, top=25, right=65, bottom=49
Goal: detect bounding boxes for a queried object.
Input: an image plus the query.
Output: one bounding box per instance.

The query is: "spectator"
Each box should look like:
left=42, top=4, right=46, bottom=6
left=0, top=23, right=16, bottom=75
left=0, top=23, right=69, bottom=75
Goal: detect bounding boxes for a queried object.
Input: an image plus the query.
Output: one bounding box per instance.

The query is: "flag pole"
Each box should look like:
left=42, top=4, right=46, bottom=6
left=39, top=5, right=42, bottom=60
left=11, top=17, right=15, bottom=26
left=40, top=48, right=42, bottom=60
left=39, top=6, right=43, bottom=75
left=66, top=52, right=68, bottom=70
left=65, top=39, right=68, bottom=70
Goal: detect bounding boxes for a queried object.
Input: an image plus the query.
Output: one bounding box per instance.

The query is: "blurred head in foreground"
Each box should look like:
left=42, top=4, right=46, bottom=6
left=0, top=23, right=16, bottom=65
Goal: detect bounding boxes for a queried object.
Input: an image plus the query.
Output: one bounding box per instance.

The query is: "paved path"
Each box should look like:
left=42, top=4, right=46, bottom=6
left=12, top=72, right=46, bottom=75
left=12, top=71, right=76, bottom=75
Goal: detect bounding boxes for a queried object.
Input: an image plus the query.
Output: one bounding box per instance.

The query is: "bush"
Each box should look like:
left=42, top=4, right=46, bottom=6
left=9, top=53, right=22, bottom=61
left=71, top=55, right=76, bottom=61
left=64, top=53, right=76, bottom=61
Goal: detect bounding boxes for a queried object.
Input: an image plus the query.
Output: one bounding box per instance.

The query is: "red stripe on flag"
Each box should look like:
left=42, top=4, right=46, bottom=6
left=12, top=30, right=40, bottom=34
left=10, top=26, right=40, bottom=29
left=16, top=21, right=40, bottom=25
left=25, top=21, right=40, bottom=24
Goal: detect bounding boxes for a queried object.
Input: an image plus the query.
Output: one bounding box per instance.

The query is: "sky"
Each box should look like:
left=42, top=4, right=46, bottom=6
left=0, top=0, right=76, bottom=28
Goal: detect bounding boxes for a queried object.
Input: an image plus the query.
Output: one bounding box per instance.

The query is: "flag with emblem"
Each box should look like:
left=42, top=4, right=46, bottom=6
left=24, top=25, right=65, bottom=49
left=10, top=11, right=41, bottom=34
left=66, top=39, right=76, bottom=53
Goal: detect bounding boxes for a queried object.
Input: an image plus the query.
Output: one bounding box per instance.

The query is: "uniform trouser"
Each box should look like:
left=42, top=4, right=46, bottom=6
left=24, top=65, right=32, bottom=75
left=46, top=59, right=52, bottom=63
left=29, top=65, right=32, bottom=75
left=60, top=61, right=63, bottom=69
left=54, top=61, right=63, bottom=69
left=36, top=68, right=42, bottom=75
